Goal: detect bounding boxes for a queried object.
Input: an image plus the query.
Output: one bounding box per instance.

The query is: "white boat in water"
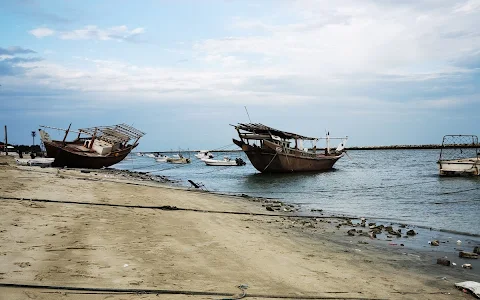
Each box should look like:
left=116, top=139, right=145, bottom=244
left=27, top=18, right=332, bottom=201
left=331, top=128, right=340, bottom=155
left=204, top=156, right=246, bottom=166
left=166, top=154, right=190, bottom=164
left=155, top=155, right=169, bottom=162
left=195, top=150, right=214, bottom=160
left=145, top=153, right=156, bottom=158
left=438, top=135, right=479, bottom=176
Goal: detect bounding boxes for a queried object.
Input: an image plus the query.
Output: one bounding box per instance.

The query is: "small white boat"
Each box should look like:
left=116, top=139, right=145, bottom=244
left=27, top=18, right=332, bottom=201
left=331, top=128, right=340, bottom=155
left=166, top=154, right=190, bottom=164
left=15, top=158, right=30, bottom=166
left=204, top=156, right=246, bottom=166
left=145, top=153, right=156, bottom=158
left=16, top=157, right=54, bottom=167
left=438, top=135, right=479, bottom=176
left=155, top=155, right=169, bottom=162
left=195, top=150, right=214, bottom=160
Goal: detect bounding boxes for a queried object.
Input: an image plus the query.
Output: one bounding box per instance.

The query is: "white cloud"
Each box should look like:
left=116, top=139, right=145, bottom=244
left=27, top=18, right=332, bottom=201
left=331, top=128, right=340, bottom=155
left=13, top=0, right=480, bottom=111
left=454, top=0, right=480, bottom=13
left=28, top=25, right=145, bottom=42
left=194, top=0, right=480, bottom=78
left=59, top=25, right=145, bottom=41
left=29, top=27, right=55, bottom=38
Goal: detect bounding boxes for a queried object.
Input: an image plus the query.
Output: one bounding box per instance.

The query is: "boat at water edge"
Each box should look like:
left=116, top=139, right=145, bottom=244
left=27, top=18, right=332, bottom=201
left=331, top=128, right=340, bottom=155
left=166, top=154, right=190, bottom=164
left=203, top=156, right=246, bottom=166
left=15, top=157, right=55, bottom=167
left=155, top=154, right=169, bottom=162
left=232, top=123, right=347, bottom=173
left=39, top=123, right=145, bottom=169
left=437, top=135, right=479, bottom=176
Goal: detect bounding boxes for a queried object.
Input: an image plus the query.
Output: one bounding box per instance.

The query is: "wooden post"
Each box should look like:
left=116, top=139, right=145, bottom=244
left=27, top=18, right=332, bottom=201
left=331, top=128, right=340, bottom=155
left=89, top=128, right=97, bottom=149
left=4, top=125, right=7, bottom=155
left=62, top=123, right=72, bottom=144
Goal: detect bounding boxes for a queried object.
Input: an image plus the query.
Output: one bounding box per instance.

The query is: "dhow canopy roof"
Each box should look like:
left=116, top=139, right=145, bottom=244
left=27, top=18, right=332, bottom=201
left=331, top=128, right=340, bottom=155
left=79, top=123, right=145, bottom=144
left=233, top=123, right=317, bottom=140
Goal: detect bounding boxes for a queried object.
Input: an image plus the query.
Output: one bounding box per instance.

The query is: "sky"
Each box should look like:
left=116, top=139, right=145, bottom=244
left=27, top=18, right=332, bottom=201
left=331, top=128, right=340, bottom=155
left=1, top=0, right=479, bottom=151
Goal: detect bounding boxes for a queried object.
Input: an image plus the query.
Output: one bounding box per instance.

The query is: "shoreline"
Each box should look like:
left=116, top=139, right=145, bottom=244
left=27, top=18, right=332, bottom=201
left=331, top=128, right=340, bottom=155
left=1, top=155, right=479, bottom=299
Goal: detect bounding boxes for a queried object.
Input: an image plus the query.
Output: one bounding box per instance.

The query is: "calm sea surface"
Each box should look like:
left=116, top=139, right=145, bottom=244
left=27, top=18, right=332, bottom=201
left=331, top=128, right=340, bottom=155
left=113, top=149, right=480, bottom=236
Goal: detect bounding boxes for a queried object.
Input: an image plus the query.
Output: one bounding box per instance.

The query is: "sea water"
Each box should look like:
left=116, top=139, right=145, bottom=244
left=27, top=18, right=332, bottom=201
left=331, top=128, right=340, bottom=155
left=114, top=149, right=480, bottom=237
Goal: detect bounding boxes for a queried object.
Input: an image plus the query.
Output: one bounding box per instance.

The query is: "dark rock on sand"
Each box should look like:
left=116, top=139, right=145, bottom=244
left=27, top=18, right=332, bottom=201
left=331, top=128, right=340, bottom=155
left=459, top=251, right=479, bottom=259
left=436, top=258, right=450, bottom=266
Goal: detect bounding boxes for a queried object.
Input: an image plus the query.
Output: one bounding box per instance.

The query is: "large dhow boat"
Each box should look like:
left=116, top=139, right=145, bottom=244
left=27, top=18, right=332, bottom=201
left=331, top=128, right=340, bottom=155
left=39, top=123, right=145, bottom=169
left=438, top=135, right=479, bottom=176
left=232, top=123, right=347, bottom=173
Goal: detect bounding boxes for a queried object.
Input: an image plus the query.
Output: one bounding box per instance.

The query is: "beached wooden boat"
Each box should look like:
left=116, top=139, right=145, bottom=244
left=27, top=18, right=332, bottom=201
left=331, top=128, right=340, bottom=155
left=39, top=123, right=145, bottom=169
left=232, top=123, right=347, bottom=173
left=438, top=135, right=479, bottom=176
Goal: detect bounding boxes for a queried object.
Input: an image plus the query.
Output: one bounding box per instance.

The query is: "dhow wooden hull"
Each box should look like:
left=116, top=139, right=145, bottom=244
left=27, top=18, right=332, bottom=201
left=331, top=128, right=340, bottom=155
left=233, top=139, right=342, bottom=173
left=44, top=141, right=135, bottom=169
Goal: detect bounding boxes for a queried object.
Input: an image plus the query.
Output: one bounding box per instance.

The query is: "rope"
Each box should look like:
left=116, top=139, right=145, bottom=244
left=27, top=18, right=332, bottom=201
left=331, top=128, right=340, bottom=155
left=211, top=143, right=237, bottom=151
left=263, top=152, right=278, bottom=172
left=439, top=187, right=480, bottom=195
left=147, top=163, right=191, bottom=173
left=0, top=196, right=351, bottom=219
left=193, top=165, right=233, bottom=175
left=213, top=179, right=440, bottom=194
left=0, top=283, right=387, bottom=299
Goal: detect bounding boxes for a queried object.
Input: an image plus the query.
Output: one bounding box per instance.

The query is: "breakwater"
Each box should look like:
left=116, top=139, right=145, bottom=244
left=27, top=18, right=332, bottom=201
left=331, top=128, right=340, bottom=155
left=346, top=144, right=478, bottom=150
left=144, top=143, right=478, bottom=154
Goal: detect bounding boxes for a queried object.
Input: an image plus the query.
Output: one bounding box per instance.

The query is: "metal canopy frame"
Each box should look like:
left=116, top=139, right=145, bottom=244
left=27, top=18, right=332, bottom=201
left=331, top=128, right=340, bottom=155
left=78, top=123, right=145, bottom=144
left=232, top=123, right=317, bottom=140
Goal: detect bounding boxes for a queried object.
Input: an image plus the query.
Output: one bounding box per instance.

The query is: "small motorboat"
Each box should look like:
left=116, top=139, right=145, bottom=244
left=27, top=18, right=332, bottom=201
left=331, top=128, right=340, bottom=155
left=145, top=153, right=156, bottom=158
left=155, top=155, right=169, bottom=162
left=16, top=157, right=54, bottom=167
left=204, top=156, right=246, bottom=166
left=438, top=135, right=479, bottom=176
left=166, top=154, right=190, bottom=164
left=195, top=150, right=214, bottom=160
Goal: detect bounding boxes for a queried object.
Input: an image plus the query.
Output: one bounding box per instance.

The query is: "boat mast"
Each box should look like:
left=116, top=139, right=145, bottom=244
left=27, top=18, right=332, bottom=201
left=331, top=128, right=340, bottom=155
left=89, top=128, right=98, bottom=149
left=62, top=123, right=72, bottom=144
left=326, top=131, right=330, bottom=154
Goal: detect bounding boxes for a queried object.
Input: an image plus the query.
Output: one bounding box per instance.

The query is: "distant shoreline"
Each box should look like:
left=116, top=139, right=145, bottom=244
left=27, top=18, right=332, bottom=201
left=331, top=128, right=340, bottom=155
left=143, top=144, right=478, bottom=153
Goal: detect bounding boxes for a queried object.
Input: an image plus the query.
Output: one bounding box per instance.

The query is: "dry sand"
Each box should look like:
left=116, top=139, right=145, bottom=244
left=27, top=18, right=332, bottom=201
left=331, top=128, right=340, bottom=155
left=0, top=154, right=472, bottom=299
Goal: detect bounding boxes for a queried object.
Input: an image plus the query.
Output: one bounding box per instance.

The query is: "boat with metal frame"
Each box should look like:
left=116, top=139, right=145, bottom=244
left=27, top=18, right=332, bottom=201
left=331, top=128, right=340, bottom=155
left=232, top=123, right=347, bottom=173
left=39, top=123, right=145, bottom=169
left=438, top=135, right=479, bottom=176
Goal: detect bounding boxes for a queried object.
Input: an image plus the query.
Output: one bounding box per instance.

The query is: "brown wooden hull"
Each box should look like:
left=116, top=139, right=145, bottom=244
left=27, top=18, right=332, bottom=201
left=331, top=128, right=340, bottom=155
left=44, top=141, right=135, bottom=169
left=233, top=139, right=342, bottom=173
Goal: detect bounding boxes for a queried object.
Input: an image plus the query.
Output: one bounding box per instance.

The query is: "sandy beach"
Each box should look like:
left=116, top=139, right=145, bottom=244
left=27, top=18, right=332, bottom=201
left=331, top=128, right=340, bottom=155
left=0, top=154, right=476, bottom=299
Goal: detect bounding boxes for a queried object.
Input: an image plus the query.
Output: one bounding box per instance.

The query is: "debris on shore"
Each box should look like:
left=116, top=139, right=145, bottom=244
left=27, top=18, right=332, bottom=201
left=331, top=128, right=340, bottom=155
left=92, top=168, right=176, bottom=183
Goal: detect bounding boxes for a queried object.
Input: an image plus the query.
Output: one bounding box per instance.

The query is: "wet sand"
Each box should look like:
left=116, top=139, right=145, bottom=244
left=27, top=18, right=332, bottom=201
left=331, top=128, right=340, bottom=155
left=0, top=154, right=477, bottom=299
